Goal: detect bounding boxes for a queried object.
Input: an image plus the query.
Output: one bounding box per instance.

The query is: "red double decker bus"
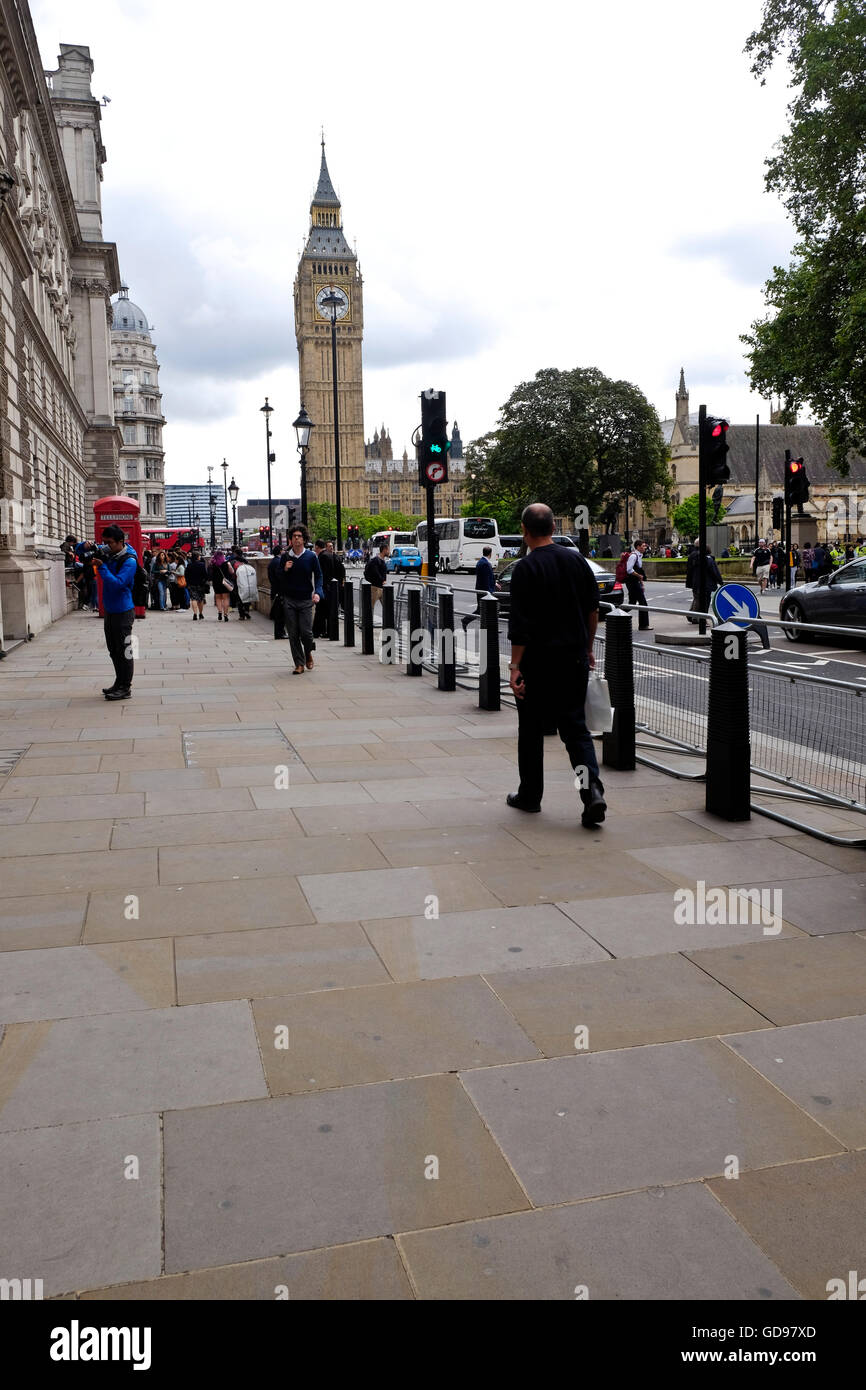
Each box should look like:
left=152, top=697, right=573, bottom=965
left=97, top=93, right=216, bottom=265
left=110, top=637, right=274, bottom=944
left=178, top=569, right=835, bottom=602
left=142, top=527, right=203, bottom=554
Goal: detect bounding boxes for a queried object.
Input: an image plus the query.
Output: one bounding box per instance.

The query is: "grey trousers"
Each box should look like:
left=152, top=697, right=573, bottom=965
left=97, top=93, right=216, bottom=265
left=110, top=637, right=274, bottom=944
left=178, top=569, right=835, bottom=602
left=283, top=597, right=314, bottom=667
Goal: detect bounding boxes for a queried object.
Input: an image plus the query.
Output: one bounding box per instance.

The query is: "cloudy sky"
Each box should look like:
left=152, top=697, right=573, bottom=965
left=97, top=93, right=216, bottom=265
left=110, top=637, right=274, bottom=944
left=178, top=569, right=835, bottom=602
left=32, top=0, right=797, bottom=502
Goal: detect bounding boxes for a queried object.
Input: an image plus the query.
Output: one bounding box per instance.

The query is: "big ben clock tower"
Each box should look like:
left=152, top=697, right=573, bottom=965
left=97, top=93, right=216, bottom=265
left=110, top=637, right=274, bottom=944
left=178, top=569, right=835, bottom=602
left=294, top=142, right=366, bottom=510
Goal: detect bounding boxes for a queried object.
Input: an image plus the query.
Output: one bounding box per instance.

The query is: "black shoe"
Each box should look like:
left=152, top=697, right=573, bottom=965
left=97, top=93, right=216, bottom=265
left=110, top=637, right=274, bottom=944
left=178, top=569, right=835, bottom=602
left=104, top=687, right=131, bottom=701
left=506, top=793, right=541, bottom=813
left=580, top=781, right=607, bottom=826
left=102, top=685, right=118, bottom=695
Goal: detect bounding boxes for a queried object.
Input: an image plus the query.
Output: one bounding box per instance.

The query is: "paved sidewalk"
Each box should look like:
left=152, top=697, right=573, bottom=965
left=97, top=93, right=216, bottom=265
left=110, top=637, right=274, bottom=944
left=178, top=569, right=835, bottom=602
left=0, top=606, right=864, bottom=1301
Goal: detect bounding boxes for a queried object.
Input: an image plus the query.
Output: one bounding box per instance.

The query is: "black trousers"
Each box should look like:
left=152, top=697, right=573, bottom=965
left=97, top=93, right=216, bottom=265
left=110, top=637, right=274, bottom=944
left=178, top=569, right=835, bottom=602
left=104, top=610, right=134, bottom=690
left=516, top=649, right=601, bottom=806
left=625, top=574, right=650, bottom=628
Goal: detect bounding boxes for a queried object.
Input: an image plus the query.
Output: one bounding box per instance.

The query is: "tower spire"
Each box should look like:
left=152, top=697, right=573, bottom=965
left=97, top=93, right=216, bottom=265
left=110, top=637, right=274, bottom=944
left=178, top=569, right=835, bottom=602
left=312, top=137, right=340, bottom=209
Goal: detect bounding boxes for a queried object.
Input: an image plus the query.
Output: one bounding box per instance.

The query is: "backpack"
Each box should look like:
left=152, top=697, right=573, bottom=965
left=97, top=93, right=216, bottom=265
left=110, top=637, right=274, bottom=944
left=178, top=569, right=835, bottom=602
left=132, top=563, right=150, bottom=607
left=363, top=558, right=379, bottom=584
left=614, top=551, right=631, bottom=583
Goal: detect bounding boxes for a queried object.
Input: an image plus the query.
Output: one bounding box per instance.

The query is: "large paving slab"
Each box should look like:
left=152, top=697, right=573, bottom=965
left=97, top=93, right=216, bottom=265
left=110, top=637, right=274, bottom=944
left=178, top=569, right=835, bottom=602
left=252, top=977, right=540, bottom=1093
left=399, top=1182, right=798, bottom=1300
left=506, top=811, right=724, bottom=855
left=708, top=1152, right=866, bottom=1300
left=299, top=864, right=500, bottom=923
left=0, top=846, right=157, bottom=895
left=0, top=1000, right=267, bottom=1130
left=466, top=851, right=674, bottom=908
left=557, top=891, right=803, bottom=958
left=0, top=940, right=175, bottom=1021
left=686, top=934, right=866, bottom=1024
left=157, top=833, right=389, bottom=886
left=79, top=1239, right=414, bottom=1300
left=0, top=893, right=88, bottom=952
left=0, top=1114, right=161, bottom=1297
left=627, top=840, right=837, bottom=887
left=484, top=953, right=770, bottom=1056
left=700, top=871, right=866, bottom=935
left=163, top=1075, right=530, bottom=1272
left=84, top=875, right=315, bottom=942
left=723, top=1015, right=866, bottom=1147
left=176, top=924, right=391, bottom=1004
left=111, top=807, right=304, bottom=850
left=460, top=1040, right=841, bottom=1206
left=369, top=825, right=538, bottom=868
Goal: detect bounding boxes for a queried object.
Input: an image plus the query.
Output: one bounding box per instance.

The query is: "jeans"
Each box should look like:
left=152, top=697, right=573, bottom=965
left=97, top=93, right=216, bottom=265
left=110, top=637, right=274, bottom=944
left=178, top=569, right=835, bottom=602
left=516, top=648, right=600, bottom=806
left=104, top=610, right=134, bottom=690
left=156, top=579, right=167, bottom=610
left=283, top=597, right=314, bottom=667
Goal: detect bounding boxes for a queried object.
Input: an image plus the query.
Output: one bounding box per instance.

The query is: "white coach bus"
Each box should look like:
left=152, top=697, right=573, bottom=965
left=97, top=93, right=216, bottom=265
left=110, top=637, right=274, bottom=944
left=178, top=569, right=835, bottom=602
left=415, top=516, right=501, bottom=572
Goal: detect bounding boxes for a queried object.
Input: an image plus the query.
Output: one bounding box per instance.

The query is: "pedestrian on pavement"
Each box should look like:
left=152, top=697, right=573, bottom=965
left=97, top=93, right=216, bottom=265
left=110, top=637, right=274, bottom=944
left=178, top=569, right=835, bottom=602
left=209, top=551, right=235, bottom=621
left=234, top=556, right=258, bottom=620
left=461, top=546, right=499, bottom=630
left=751, top=539, right=773, bottom=594
left=313, top=540, right=336, bottom=637
left=624, top=540, right=651, bottom=630
left=268, top=545, right=287, bottom=638
left=328, top=541, right=346, bottom=611
left=506, top=502, right=606, bottom=828
left=91, top=525, right=137, bottom=700
left=185, top=549, right=209, bottom=620
left=686, top=546, right=724, bottom=621
left=152, top=551, right=169, bottom=610
left=363, top=544, right=389, bottom=614
left=282, top=524, right=324, bottom=672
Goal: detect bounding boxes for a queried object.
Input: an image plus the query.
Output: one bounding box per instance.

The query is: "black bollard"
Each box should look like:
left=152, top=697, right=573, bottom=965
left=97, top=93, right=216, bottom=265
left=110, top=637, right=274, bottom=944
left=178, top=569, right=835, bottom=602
left=602, top=608, right=636, bottom=770
left=437, top=590, right=456, bottom=691
left=343, top=579, right=355, bottom=648
left=381, top=587, right=396, bottom=665
left=705, top=621, right=751, bottom=820
left=478, top=594, right=501, bottom=711
left=406, top=587, right=423, bottom=677
left=328, top=577, right=340, bottom=641
left=360, top=580, right=374, bottom=655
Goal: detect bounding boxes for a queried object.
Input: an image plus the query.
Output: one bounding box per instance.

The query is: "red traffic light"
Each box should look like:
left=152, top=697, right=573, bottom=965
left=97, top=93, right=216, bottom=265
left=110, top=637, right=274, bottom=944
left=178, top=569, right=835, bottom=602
left=787, top=460, right=802, bottom=473
left=711, top=422, right=728, bottom=438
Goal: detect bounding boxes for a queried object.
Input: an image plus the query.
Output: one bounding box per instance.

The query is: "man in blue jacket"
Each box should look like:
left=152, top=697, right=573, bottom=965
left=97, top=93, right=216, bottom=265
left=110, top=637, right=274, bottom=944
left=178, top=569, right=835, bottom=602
left=281, top=524, right=324, bottom=672
left=92, top=525, right=137, bottom=699
left=461, top=546, right=499, bottom=630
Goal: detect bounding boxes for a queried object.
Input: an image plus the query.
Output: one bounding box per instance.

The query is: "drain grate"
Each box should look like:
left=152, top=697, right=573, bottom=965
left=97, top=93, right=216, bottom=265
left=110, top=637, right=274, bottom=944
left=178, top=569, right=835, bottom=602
left=0, top=747, right=28, bottom=778
left=182, top=724, right=302, bottom=768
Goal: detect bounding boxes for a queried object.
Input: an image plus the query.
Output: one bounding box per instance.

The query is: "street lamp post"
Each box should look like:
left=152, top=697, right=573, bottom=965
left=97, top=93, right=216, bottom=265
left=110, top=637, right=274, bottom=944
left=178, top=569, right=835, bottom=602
left=208, top=494, right=216, bottom=550
left=193, top=512, right=201, bottom=543
left=293, top=404, right=314, bottom=529
left=260, top=399, right=274, bottom=547
left=221, top=458, right=229, bottom=539
left=470, top=471, right=479, bottom=511
left=228, top=476, right=239, bottom=548
left=321, top=290, right=346, bottom=548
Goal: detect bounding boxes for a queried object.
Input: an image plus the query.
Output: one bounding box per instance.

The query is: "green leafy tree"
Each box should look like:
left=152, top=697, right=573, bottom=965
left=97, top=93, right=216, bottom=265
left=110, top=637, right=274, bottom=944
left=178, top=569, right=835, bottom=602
left=307, top=503, right=423, bottom=541
left=672, top=493, right=727, bottom=538
left=460, top=433, right=523, bottom=532
left=475, top=368, right=670, bottom=526
left=742, top=0, right=866, bottom=472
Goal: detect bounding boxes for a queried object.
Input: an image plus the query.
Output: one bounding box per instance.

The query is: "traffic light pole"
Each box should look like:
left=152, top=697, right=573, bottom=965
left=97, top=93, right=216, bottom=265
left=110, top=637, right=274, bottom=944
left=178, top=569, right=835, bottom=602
left=783, top=449, right=792, bottom=591
left=697, top=403, right=708, bottom=635
left=425, top=484, right=438, bottom=577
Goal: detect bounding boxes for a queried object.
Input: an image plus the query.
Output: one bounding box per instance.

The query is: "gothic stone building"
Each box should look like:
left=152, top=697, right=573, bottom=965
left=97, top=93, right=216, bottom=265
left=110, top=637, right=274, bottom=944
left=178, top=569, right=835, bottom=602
left=294, top=143, right=466, bottom=519
left=625, top=370, right=866, bottom=545
left=0, top=20, right=120, bottom=645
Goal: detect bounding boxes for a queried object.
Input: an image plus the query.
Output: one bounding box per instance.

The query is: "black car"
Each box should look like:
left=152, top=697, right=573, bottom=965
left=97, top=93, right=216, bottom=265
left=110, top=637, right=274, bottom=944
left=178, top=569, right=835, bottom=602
left=496, top=555, right=624, bottom=616
left=780, top=558, right=866, bottom=640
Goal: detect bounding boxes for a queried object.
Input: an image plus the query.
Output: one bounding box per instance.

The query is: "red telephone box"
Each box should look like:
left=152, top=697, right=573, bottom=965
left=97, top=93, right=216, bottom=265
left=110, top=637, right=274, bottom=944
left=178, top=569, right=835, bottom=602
left=93, top=496, right=146, bottom=619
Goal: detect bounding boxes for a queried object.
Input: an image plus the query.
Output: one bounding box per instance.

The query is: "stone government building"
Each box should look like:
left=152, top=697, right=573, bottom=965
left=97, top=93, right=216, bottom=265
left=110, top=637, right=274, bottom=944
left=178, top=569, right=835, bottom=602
left=294, top=143, right=466, bottom=519
left=0, top=21, right=123, bottom=646
left=626, top=370, right=866, bottom=546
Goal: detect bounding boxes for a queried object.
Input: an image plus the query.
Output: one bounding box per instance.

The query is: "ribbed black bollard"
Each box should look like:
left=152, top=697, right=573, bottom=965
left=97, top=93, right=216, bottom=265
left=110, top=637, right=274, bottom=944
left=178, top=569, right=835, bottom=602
left=438, top=590, right=456, bottom=691
left=328, top=577, right=340, bottom=641
left=602, top=608, right=636, bottom=770
left=380, top=586, right=396, bottom=665
left=360, top=580, right=374, bottom=655
left=406, top=587, right=423, bottom=676
left=706, top=621, right=751, bottom=820
left=343, top=579, right=355, bottom=648
left=478, top=595, right=501, bottom=711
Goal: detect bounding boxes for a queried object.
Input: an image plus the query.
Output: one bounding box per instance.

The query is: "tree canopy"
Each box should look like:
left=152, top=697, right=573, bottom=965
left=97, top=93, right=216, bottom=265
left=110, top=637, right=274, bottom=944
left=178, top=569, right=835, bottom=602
left=469, top=367, right=670, bottom=527
left=306, top=503, right=423, bottom=541
left=742, top=0, right=866, bottom=473
left=672, top=493, right=727, bottom=539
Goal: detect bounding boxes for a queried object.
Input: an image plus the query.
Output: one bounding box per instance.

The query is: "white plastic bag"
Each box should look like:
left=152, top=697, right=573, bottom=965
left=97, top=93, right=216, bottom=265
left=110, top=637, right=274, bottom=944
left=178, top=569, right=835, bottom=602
left=585, top=674, right=614, bottom=733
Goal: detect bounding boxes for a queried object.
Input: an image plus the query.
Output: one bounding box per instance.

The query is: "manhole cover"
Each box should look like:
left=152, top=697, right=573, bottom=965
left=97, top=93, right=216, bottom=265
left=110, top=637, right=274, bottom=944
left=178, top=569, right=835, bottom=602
left=182, top=724, right=301, bottom=768
left=0, top=748, right=28, bottom=777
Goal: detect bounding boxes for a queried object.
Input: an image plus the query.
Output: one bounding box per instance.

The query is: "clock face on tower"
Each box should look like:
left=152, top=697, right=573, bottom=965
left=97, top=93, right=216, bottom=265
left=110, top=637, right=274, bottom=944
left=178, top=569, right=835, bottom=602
left=315, top=285, right=350, bottom=321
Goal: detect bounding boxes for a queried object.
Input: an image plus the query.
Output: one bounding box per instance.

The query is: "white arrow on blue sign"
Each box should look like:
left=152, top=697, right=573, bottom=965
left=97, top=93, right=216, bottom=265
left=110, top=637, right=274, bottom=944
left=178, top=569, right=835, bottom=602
left=712, top=582, right=761, bottom=627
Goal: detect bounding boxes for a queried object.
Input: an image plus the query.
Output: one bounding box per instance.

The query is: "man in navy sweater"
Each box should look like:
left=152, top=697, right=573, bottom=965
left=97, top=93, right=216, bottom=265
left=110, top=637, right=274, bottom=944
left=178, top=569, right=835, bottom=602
left=281, top=524, right=324, bottom=672
left=461, top=546, right=499, bottom=630
left=91, top=525, right=138, bottom=700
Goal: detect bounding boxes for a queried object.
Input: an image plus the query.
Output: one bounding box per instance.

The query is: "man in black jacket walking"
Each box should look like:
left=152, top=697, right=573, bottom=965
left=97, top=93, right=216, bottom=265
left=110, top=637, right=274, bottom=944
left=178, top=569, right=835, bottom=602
left=686, top=546, right=724, bottom=621
left=313, top=539, right=335, bottom=637
left=364, top=544, right=389, bottom=614
left=506, top=503, right=606, bottom=828
left=268, top=546, right=287, bottom=639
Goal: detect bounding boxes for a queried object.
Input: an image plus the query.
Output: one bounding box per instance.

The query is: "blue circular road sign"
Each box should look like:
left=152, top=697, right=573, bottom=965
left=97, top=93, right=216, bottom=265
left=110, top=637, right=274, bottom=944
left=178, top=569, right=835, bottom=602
left=712, top=582, right=761, bottom=627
